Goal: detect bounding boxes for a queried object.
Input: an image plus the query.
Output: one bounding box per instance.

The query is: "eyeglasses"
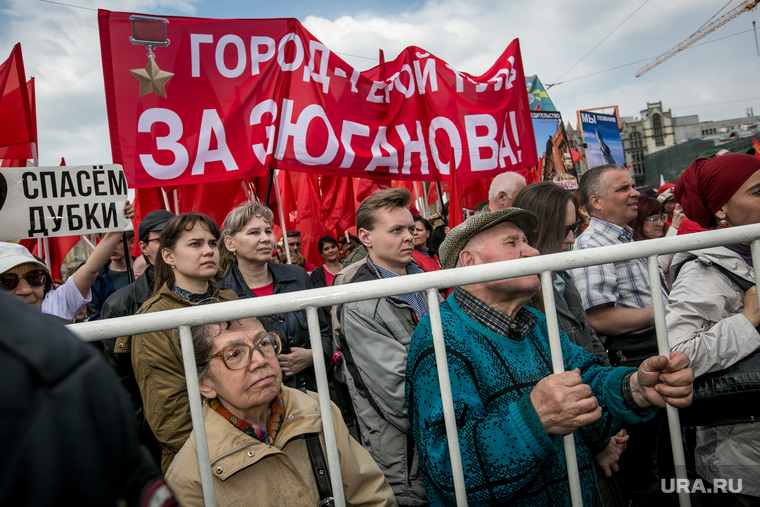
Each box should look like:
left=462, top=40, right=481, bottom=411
left=0, top=269, right=48, bottom=291
left=205, top=332, right=282, bottom=370
left=644, top=214, right=669, bottom=224
left=565, top=218, right=583, bottom=238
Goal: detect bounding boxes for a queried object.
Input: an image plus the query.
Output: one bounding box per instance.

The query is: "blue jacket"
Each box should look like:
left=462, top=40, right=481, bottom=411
left=406, top=293, right=656, bottom=506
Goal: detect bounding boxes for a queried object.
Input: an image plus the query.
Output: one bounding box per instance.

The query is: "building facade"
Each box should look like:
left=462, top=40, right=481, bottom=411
left=620, top=102, right=676, bottom=188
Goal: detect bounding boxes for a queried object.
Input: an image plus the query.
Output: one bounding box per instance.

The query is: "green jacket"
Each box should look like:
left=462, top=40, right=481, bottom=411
left=129, top=281, right=237, bottom=472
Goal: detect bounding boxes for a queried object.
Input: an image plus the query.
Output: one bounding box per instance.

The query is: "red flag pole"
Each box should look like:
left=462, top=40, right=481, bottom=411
left=448, top=147, right=463, bottom=228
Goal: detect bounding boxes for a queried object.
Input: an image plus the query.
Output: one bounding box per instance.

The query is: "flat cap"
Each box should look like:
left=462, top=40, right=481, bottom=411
left=138, top=210, right=176, bottom=242
left=438, top=207, right=538, bottom=269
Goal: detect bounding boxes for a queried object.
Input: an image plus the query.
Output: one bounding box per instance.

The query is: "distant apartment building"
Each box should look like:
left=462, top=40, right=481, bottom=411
left=570, top=101, right=758, bottom=189
left=672, top=112, right=760, bottom=142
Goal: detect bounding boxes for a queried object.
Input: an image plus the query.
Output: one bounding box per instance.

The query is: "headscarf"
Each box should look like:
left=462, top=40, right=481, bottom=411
left=674, top=153, right=760, bottom=228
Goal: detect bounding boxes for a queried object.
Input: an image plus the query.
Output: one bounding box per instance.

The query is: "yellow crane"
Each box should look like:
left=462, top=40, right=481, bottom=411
left=636, top=0, right=760, bottom=77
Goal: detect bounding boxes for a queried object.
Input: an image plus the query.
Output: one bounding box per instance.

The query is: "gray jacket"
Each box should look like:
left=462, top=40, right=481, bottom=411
left=338, top=259, right=427, bottom=506
left=667, top=246, right=760, bottom=496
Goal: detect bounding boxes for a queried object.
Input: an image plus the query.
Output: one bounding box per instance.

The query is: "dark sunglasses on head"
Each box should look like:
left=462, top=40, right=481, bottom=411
left=0, top=269, right=48, bottom=291
left=565, top=218, right=583, bottom=238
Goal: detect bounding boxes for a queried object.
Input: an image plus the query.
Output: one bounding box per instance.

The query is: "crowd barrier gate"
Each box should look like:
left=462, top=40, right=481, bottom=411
left=69, top=224, right=760, bottom=507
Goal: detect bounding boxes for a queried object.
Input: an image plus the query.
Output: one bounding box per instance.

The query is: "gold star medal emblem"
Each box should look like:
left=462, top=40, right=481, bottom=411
left=128, top=15, right=172, bottom=98
left=130, top=58, right=173, bottom=98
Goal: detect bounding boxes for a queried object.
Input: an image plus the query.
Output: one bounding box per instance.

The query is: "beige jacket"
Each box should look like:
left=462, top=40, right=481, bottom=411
left=166, top=387, right=397, bottom=507
left=129, top=282, right=238, bottom=472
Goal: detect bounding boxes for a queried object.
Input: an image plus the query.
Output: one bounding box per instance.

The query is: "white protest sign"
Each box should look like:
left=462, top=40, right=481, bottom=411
left=0, top=164, right=132, bottom=240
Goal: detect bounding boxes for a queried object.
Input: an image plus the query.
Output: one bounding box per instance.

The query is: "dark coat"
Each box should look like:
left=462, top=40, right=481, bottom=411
left=100, top=265, right=162, bottom=464
left=555, top=270, right=610, bottom=365
left=0, top=292, right=171, bottom=506
left=89, top=260, right=117, bottom=321
left=219, top=261, right=332, bottom=391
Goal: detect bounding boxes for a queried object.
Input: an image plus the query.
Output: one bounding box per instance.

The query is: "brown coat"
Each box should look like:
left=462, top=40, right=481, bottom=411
left=129, top=282, right=237, bottom=472
left=166, top=387, right=397, bottom=507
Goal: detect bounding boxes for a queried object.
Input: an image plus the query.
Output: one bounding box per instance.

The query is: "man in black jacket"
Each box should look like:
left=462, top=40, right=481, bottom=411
left=0, top=291, right=176, bottom=506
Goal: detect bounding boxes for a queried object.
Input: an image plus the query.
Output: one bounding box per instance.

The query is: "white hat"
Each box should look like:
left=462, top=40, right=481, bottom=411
left=0, top=242, right=48, bottom=274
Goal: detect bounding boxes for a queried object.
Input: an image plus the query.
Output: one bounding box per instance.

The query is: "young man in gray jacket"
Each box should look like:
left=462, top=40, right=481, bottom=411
left=338, top=188, right=429, bottom=506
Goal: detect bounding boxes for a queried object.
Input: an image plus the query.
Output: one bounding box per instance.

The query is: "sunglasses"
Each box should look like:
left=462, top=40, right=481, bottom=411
left=0, top=269, right=48, bottom=291
left=565, top=218, right=583, bottom=238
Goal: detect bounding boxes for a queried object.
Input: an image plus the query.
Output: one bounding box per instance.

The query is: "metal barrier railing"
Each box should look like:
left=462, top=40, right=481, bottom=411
left=68, top=224, right=760, bottom=507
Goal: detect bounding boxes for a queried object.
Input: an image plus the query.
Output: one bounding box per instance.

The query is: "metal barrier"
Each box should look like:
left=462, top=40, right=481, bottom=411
left=68, top=224, right=760, bottom=507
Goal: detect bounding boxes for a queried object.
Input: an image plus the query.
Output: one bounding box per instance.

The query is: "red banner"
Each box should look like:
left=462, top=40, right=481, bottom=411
left=99, top=11, right=536, bottom=189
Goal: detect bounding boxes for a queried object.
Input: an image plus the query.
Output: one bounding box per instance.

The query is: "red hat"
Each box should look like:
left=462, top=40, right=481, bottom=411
left=675, top=153, right=760, bottom=228
left=657, top=183, right=675, bottom=195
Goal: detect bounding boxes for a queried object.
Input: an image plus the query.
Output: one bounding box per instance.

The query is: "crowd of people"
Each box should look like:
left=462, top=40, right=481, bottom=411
left=1, top=152, right=759, bottom=506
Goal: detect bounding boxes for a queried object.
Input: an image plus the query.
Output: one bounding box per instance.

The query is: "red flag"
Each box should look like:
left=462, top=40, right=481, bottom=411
left=27, top=77, right=37, bottom=161
left=35, top=236, right=81, bottom=281
left=176, top=180, right=248, bottom=226
left=356, top=178, right=392, bottom=202
left=427, top=180, right=449, bottom=205
left=458, top=178, right=490, bottom=209
left=0, top=44, right=36, bottom=162
left=294, top=173, right=330, bottom=267
left=320, top=175, right=356, bottom=236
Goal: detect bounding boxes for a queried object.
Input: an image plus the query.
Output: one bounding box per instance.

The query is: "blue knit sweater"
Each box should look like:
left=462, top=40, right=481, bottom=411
left=405, top=294, right=656, bottom=506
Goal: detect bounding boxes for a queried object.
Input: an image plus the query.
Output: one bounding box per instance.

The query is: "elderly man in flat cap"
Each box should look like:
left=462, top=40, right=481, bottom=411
left=404, top=207, right=695, bottom=506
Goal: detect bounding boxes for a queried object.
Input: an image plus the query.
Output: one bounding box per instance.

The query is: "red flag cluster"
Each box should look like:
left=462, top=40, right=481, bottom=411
left=0, top=43, right=37, bottom=167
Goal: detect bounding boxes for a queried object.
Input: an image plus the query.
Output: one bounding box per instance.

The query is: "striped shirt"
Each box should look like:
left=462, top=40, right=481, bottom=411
left=570, top=217, right=668, bottom=313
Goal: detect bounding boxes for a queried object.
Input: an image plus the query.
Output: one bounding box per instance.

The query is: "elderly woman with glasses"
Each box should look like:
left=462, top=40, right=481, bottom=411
left=165, top=317, right=395, bottom=507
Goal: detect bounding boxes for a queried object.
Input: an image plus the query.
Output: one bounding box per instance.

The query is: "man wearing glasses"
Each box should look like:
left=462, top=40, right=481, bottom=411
left=165, top=317, right=394, bottom=506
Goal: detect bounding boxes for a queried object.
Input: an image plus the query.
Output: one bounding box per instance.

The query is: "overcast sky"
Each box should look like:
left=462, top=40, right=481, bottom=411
left=2, top=0, right=759, bottom=167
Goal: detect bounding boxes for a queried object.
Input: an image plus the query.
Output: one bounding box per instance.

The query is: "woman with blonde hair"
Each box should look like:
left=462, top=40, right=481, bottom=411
left=217, top=202, right=331, bottom=393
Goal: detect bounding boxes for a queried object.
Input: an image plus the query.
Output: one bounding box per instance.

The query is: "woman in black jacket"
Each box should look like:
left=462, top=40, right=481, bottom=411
left=217, top=202, right=331, bottom=392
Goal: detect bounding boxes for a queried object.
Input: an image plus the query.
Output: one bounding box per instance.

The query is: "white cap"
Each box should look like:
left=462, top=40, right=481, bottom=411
left=0, top=242, right=48, bottom=274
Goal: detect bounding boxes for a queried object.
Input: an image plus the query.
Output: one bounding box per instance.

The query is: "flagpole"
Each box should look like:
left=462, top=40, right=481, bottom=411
left=436, top=181, right=445, bottom=219
left=272, top=169, right=292, bottom=265
left=264, top=166, right=275, bottom=205
left=122, top=233, right=134, bottom=284
left=240, top=180, right=254, bottom=202
left=160, top=188, right=172, bottom=211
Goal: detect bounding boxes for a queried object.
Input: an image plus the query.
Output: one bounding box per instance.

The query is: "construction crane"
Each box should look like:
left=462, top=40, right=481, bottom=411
left=636, top=0, right=760, bottom=77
